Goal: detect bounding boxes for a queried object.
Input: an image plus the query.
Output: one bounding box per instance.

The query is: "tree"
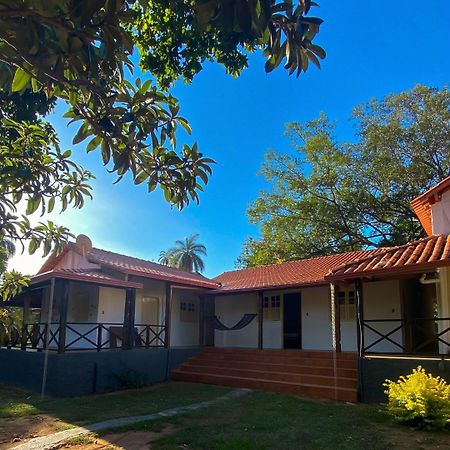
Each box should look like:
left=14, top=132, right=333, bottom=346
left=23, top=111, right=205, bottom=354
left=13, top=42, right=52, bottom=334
left=0, top=1, right=325, bottom=298
left=238, top=85, right=450, bottom=268
left=0, top=0, right=325, bottom=298
left=158, top=250, right=175, bottom=266
left=161, top=234, right=207, bottom=273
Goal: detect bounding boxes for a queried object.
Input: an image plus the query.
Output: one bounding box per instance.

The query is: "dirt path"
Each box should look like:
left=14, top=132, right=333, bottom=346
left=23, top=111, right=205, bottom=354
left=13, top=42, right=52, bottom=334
left=7, top=389, right=250, bottom=450
left=57, top=425, right=176, bottom=450
left=0, top=415, right=71, bottom=450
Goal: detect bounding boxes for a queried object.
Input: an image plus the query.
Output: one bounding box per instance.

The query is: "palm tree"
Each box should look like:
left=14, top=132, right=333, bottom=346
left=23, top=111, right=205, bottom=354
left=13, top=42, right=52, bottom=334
left=158, top=250, right=175, bottom=266
left=166, top=234, right=207, bottom=273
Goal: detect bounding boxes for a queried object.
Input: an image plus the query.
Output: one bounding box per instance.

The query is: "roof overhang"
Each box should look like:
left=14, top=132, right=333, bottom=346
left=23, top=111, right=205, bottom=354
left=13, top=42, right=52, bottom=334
left=209, top=280, right=329, bottom=296
left=326, top=260, right=448, bottom=282
left=30, top=270, right=143, bottom=289
left=123, top=268, right=220, bottom=289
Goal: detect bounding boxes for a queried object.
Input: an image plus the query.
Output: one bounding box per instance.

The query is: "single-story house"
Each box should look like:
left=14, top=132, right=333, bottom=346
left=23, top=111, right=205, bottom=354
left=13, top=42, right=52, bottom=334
left=1, top=177, right=450, bottom=401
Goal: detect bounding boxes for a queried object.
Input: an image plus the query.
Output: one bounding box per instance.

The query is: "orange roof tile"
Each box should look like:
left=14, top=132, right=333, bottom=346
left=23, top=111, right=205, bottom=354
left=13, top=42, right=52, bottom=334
left=39, top=244, right=219, bottom=289
left=411, top=175, right=450, bottom=236
left=31, top=268, right=143, bottom=289
left=327, top=235, right=450, bottom=281
left=88, top=248, right=219, bottom=289
left=212, top=249, right=384, bottom=293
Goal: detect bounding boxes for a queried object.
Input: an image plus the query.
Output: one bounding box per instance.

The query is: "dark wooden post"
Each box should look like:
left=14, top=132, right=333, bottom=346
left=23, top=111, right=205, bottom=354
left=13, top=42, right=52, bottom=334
left=97, top=324, right=103, bottom=352
left=355, top=278, right=365, bottom=402
left=57, top=280, right=70, bottom=354
left=21, top=295, right=31, bottom=350
left=123, top=288, right=136, bottom=349
left=355, top=279, right=364, bottom=358
left=164, top=283, right=172, bottom=348
left=258, top=292, right=264, bottom=350
left=204, top=295, right=215, bottom=347
left=330, top=283, right=341, bottom=352
left=199, top=295, right=205, bottom=346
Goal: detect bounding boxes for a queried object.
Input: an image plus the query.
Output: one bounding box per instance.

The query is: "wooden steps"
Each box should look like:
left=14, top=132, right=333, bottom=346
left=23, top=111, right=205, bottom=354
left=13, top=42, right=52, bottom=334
left=171, top=347, right=358, bottom=402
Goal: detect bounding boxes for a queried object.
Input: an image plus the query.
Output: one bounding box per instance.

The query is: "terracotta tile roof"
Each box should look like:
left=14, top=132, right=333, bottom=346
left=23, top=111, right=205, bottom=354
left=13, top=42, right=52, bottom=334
left=212, top=249, right=384, bottom=293
left=411, top=176, right=450, bottom=236
left=38, top=244, right=219, bottom=289
left=31, top=268, right=143, bottom=289
left=327, top=235, right=450, bottom=281
left=87, top=247, right=220, bottom=289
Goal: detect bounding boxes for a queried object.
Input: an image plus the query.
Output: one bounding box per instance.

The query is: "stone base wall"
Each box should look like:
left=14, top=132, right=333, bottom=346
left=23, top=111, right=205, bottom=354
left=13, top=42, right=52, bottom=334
left=360, top=356, right=450, bottom=402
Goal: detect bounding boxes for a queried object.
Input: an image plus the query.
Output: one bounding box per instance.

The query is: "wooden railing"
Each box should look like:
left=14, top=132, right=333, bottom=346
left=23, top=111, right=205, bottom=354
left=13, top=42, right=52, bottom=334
left=362, top=317, right=450, bottom=357
left=0, top=322, right=166, bottom=352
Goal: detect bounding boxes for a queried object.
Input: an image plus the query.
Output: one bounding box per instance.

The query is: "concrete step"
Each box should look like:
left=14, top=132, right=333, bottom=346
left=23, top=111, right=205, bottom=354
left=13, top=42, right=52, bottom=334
left=177, top=364, right=357, bottom=389
left=191, top=353, right=357, bottom=369
left=181, top=359, right=357, bottom=378
left=172, top=370, right=357, bottom=402
left=202, top=347, right=357, bottom=360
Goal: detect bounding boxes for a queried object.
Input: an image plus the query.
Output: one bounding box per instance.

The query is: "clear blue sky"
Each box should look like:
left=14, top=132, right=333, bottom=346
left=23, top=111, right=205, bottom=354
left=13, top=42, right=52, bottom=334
left=10, top=1, right=450, bottom=278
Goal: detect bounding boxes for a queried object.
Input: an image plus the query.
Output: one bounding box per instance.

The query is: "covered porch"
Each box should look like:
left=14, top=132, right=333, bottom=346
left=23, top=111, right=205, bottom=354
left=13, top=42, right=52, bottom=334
left=328, top=238, right=450, bottom=361
left=1, top=271, right=209, bottom=353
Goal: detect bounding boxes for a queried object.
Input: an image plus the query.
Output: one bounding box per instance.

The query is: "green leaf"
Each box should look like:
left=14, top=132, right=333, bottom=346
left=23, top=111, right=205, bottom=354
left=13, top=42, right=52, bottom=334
left=309, top=44, right=326, bottom=59
left=29, top=239, right=39, bottom=255
left=12, top=68, right=31, bottom=92
left=73, top=123, right=91, bottom=145
left=86, top=136, right=101, bottom=152
left=26, top=196, right=41, bottom=215
left=47, top=197, right=56, bottom=213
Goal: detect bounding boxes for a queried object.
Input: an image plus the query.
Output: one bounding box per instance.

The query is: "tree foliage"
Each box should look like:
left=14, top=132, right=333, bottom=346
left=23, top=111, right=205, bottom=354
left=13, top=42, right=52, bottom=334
left=0, top=0, right=324, bottom=297
left=238, top=85, right=450, bottom=267
left=159, top=234, right=207, bottom=273
left=0, top=0, right=325, bottom=298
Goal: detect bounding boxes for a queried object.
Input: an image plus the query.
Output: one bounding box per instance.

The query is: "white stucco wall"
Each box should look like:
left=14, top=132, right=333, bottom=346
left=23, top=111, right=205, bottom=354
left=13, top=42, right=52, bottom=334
left=362, top=280, right=403, bottom=353
left=301, top=285, right=333, bottom=350
left=214, top=293, right=258, bottom=348
left=431, top=190, right=450, bottom=235
left=134, top=278, right=165, bottom=325
left=213, top=281, right=404, bottom=353
left=97, top=286, right=126, bottom=323
left=170, top=288, right=200, bottom=347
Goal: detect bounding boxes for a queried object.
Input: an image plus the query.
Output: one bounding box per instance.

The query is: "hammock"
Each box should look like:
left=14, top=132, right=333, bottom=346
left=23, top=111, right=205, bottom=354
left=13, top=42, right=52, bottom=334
left=206, top=314, right=257, bottom=331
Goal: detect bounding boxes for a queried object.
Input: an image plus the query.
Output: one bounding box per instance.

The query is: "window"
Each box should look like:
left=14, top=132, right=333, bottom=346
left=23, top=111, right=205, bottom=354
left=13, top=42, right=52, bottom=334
left=263, top=295, right=281, bottom=321
left=339, top=289, right=356, bottom=321
left=180, top=301, right=197, bottom=322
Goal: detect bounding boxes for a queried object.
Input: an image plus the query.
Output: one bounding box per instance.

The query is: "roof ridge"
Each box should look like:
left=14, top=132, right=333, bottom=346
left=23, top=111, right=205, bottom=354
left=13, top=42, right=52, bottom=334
left=213, top=248, right=382, bottom=279
left=327, top=235, right=437, bottom=276
left=89, top=246, right=212, bottom=280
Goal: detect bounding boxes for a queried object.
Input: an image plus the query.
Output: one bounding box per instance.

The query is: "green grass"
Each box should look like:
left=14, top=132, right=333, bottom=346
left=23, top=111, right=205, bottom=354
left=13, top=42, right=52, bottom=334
left=2, top=383, right=448, bottom=449
left=109, top=391, right=449, bottom=450
left=0, top=382, right=230, bottom=425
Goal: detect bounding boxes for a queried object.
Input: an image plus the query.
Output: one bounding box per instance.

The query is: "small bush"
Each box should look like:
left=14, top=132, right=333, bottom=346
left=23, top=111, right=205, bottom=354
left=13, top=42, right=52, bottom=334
left=115, top=369, right=148, bottom=390
left=384, top=366, right=450, bottom=430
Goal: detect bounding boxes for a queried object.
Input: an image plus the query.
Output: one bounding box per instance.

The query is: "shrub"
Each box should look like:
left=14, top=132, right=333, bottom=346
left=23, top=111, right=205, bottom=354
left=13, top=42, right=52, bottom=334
left=384, top=366, right=450, bottom=430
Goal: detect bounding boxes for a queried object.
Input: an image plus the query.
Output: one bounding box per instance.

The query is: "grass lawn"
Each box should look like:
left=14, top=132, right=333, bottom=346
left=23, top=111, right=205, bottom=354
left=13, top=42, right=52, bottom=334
left=0, top=382, right=230, bottom=425
left=1, top=383, right=448, bottom=450
left=99, top=391, right=449, bottom=450
left=0, top=382, right=230, bottom=448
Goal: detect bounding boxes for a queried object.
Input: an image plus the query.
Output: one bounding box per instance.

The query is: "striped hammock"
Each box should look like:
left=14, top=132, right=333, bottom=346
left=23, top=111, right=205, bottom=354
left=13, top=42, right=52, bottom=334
left=207, top=314, right=257, bottom=331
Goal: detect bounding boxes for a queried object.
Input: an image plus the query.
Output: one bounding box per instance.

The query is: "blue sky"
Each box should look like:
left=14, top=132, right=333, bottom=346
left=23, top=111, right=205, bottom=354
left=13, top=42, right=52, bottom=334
left=10, top=1, right=450, bottom=278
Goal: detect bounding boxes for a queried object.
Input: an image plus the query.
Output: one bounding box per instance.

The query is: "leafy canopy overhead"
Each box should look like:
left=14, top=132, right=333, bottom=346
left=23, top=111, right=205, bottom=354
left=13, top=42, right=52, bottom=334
left=238, top=85, right=450, bottom=268
left=0, top=1, right=325, bottom=300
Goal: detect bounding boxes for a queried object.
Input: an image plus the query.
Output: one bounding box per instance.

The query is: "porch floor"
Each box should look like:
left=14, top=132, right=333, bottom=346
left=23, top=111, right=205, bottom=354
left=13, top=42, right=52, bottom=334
left=171, top=347, right=358, bottom=402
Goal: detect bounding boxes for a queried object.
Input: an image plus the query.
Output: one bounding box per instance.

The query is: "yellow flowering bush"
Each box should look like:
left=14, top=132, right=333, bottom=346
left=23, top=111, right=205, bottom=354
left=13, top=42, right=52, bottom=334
left=384, top=366, right=450, bottom=430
